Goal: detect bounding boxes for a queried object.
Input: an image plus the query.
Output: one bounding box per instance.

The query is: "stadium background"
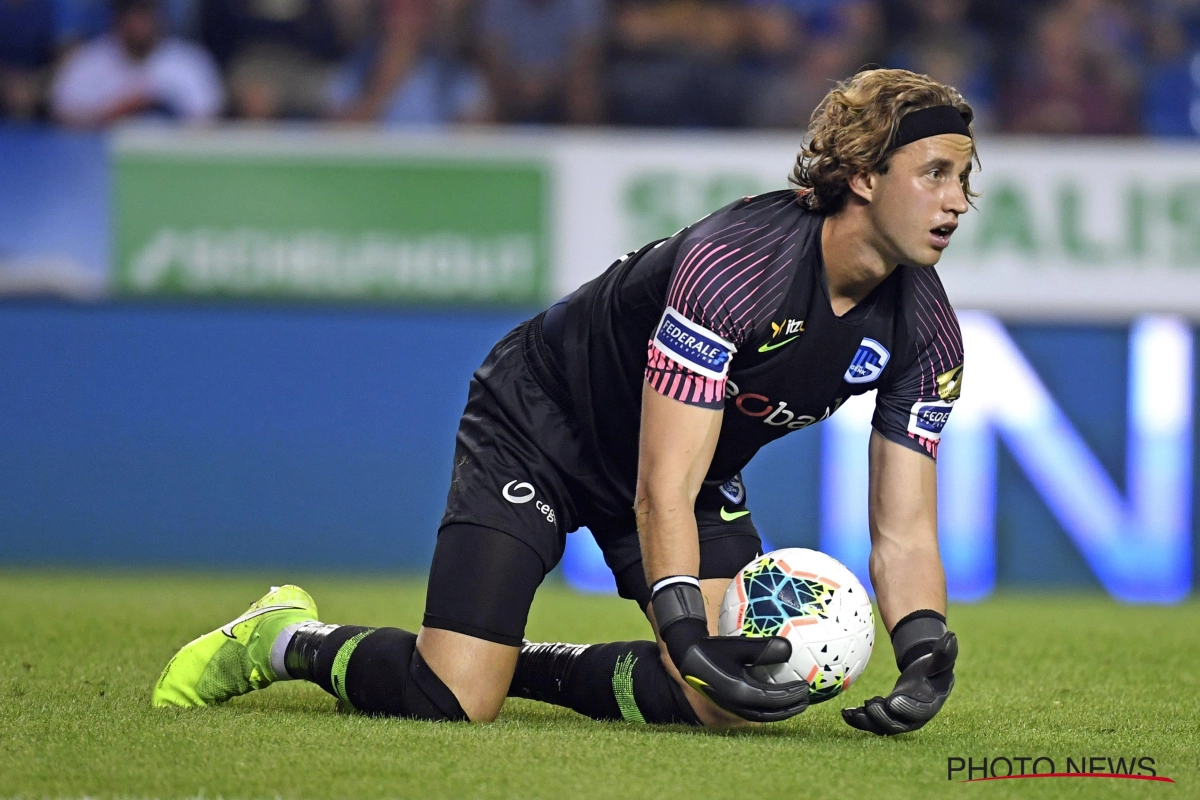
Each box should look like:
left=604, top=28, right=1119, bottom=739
left=1, top=0, right=1198, bottom=606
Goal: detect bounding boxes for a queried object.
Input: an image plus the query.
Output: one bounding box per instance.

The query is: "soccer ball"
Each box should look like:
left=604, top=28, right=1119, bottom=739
left=718, top=548, right=875, bottom=704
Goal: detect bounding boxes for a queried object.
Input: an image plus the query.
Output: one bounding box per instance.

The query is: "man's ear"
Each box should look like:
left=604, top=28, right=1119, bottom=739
left=847, top=171, right=876, bottom=203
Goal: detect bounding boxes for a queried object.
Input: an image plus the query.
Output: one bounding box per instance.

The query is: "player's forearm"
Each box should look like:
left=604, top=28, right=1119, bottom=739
left=867, top=432, right=946, bottom=631
left=869, top=537, right=946, bottom=632
left=635, top=487, right=702, bottom=584
left=636, top=382, right=722, bottom=585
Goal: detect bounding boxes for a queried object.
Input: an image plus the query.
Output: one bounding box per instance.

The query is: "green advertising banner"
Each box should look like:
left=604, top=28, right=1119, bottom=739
left=111, top=129, right=1200, bottom=317
left=114, top=140, right=549, bottom=304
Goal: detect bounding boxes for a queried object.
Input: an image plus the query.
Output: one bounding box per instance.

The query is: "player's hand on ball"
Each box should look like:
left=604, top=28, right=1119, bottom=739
left=652, top=579, right=809, bottom=723
left=676, top=633, right=810, bottom=722
left=842, top=630, right=957, bottom=735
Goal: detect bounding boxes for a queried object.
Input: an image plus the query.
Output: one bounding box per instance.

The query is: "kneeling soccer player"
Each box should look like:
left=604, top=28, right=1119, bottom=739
left=154, top=68, right=967, bottom=735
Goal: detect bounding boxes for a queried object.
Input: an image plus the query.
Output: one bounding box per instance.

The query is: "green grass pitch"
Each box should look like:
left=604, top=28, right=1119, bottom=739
left=1, top=572, right=1197, bottom=799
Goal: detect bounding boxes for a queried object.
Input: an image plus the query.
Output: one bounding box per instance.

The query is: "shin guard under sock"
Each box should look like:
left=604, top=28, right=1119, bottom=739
left=285, top=624, right=467, bottom=721
left=510, top=640, right=700, bottom=725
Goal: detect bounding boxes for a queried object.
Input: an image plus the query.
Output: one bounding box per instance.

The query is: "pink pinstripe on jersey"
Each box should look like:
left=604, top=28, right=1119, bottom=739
left=646, top=217, right=802, bottom=408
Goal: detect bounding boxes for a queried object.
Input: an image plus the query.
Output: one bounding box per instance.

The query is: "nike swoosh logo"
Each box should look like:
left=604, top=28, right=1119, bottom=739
left=684, top=675, right=712, bottom=698
left=758, top=336, right=800, bottom=353
left=220, top=604, right=306, bottom=639
left=720, top=507, right=750, bottom=521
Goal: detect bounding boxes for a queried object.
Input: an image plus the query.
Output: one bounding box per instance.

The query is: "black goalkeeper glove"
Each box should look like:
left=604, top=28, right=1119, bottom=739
left=842, top=610, right=957, bottom=736
left=651, top=577, right=809, bottom=723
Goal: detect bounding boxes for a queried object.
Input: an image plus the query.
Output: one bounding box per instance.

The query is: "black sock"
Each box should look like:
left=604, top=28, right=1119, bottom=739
left=284, top=623, right=468, bottom=721
left=509, top=640, right=701, bottom=725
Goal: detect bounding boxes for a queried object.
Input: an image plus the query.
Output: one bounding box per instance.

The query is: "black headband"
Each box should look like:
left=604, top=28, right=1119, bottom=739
left=889, top=105, right=972, bottom=152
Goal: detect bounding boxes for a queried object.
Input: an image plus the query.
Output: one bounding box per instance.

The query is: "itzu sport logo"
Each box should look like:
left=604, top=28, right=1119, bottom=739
left=844, top=338, right=890, bottom=384
left=757, top=319, right=805, bottom=353
left=652, top=307, right=736, bottom=379
left=502, top=480, right=556, bottom=524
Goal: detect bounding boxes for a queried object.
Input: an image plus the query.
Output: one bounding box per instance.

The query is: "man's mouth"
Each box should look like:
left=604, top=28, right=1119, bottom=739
left=930, top=224, right=957, bottom=249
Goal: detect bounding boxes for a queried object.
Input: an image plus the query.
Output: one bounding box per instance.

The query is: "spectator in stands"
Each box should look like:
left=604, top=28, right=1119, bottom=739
left=50, top=0, right=223, bottom=125
left=1143, top=10, right=1198, bottom=136
left=199, top=0, right=352, bottom=119
left=330, top=0, right=491, bottom=124
left=0, top=0, right=57, bottom=120
left=607, top=0, right=755, bottom=127
left=884, top=0, right=994, bottom=128
left=1002, top=1, right=1139, bottom=135
left=477, top=0, right=602, bottom=124
left=744, top=0, right=885, bottom=129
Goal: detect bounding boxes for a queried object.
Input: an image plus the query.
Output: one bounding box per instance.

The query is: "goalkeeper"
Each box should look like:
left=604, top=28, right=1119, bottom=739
left=155, top=68, right=970, bottom=734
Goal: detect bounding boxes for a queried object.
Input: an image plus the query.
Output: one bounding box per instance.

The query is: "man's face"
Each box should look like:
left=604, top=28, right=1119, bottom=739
left=862, top=133, right=974, bottom=268
left=117, top=7, right=160, bottom=60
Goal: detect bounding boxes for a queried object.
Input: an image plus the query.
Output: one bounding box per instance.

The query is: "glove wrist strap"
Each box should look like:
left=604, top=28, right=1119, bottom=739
left=890, top=610, right=947, bottom=671
left=650, top=579, right=707, bottom=666
left=650, top=578, right=706, bottom=632
left=651, top=575, right=701, bottom=595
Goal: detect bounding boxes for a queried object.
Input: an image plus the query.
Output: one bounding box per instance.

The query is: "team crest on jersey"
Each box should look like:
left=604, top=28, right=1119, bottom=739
left=907, top=400, right=954, bottom=440
left=719, top=474, right=745, bottom=505
left=937, top=364, right=964, bottom=401
left=844, top=338, right=890, bottom=384
left=652, top=306, right=736, bottom=379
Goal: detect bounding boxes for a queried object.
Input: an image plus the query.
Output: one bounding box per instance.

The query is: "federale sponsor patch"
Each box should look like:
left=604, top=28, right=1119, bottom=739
left=651, top=306, right=736, bottom=380
left=907, top=400, right=954, bottom=440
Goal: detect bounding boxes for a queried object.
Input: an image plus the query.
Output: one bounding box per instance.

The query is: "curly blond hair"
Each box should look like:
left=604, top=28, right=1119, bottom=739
left=793, top=68, right=978, bottom=214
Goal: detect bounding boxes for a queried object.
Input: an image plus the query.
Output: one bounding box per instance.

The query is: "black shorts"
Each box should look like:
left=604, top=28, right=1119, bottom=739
left=426, top=315, right=763, bottom=645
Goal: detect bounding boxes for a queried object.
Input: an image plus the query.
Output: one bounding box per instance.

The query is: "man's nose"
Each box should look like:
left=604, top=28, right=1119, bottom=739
left=946, top=182, right=969, bottom=214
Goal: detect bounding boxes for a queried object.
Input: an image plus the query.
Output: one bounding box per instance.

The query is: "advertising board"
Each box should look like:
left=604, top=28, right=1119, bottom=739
left=111, top=129, right=1200, bottom=320
left=113, top=131, right=550, bottom=304
left=552, top=135, right=1200, bottom=320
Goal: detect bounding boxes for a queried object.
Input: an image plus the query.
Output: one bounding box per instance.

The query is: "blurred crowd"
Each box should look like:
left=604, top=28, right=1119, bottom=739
left=4, top=0, right=1200, bottom=134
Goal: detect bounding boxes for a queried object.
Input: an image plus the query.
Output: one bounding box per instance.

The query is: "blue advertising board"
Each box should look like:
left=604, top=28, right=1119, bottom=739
left=1, top=303, right=1196, bottom=602
left=0, top=128, right=108, bottom=296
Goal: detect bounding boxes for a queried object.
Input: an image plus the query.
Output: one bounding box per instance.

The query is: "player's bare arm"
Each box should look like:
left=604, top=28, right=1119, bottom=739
left=840, top=432, right=958, bottom=735
left=867, top=431, right=946, bottom=629
left=635, top=382, right=722, bottom=582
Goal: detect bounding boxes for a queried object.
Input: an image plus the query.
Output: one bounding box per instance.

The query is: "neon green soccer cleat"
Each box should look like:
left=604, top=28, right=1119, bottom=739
left=152, top=584, right=318, bottom=708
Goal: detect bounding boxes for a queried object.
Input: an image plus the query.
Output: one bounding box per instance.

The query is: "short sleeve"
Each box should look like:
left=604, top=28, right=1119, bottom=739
left=156, top=42, right=225, bottom=121
left=872, top=269, right=963, bottom=460
left=50, top=43, right=108, bottom=120
left=645, top=209, right=800, bottom=409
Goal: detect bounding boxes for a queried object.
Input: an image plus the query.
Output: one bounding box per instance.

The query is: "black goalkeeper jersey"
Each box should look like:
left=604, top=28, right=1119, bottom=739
left=542, top=189, right=964, bottom=523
